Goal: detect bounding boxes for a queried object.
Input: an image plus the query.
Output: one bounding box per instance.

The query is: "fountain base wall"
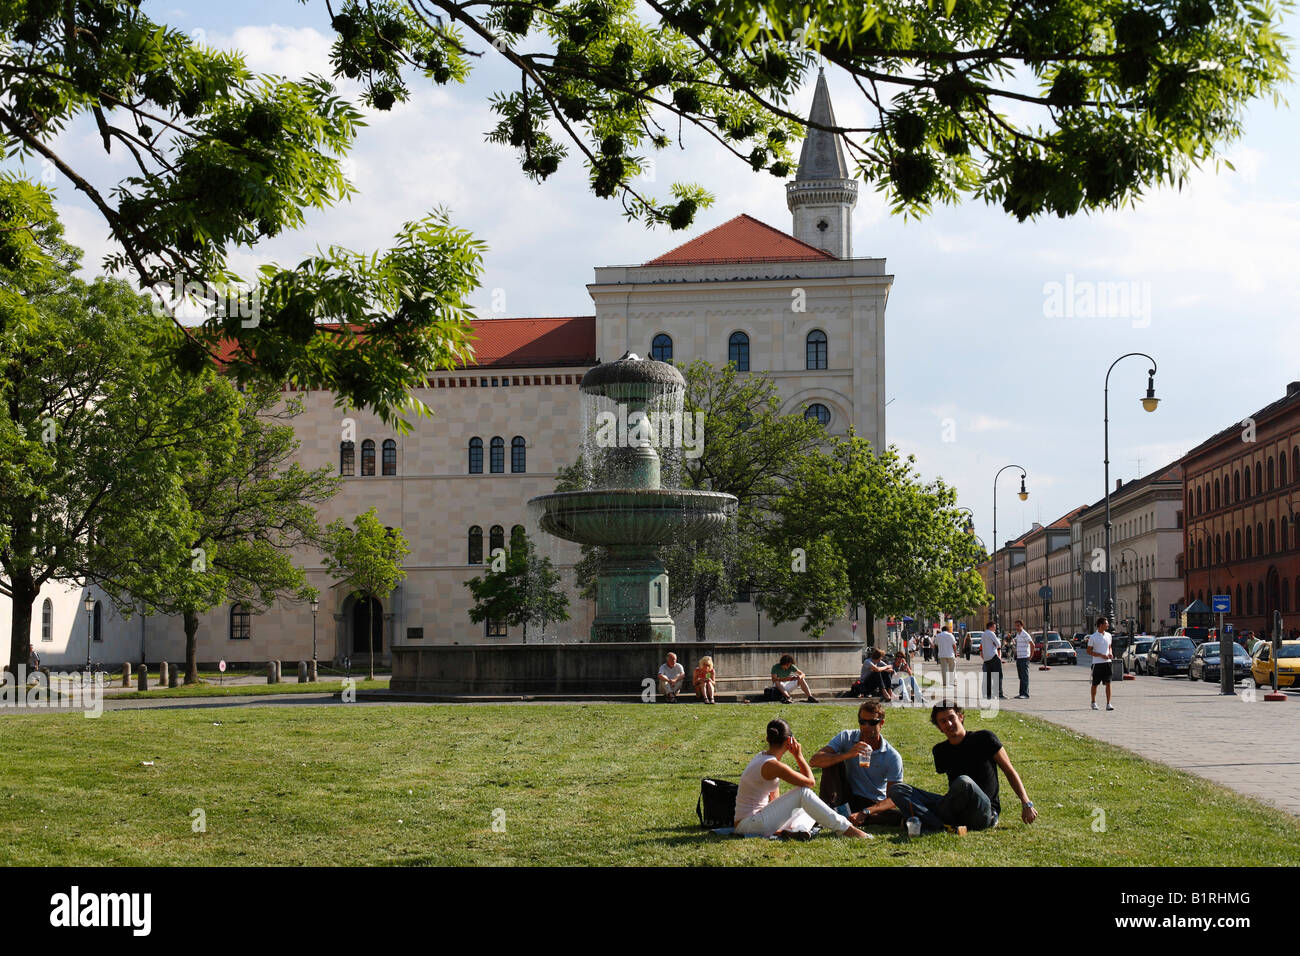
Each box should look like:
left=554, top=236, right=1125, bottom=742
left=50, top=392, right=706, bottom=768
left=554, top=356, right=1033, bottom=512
left=391, top=641, right=865, bottom=696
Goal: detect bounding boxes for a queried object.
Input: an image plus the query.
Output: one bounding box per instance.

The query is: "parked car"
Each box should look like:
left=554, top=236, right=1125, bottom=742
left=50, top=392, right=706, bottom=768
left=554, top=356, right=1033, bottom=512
left=1030, top=631, right=1063, bottom=662
left=1174, top=625, right=1216, bottom=646
left=1044, top=640, right=1077, bottom=666
left=1123, top=638, right=1154, bottom=674
left=1250, top=641, right=1300, bottom=688
left=1071, top=632, right=1089, bottom=649
left=1145, top=637, right=1196, bottom=677
left=1189, top=642, right=1251, bottom=683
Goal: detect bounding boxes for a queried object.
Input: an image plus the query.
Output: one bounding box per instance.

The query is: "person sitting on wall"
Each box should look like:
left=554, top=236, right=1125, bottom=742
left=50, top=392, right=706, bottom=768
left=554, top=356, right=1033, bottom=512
left=656, top=652, right=685, bottom=702
left=772, top=654, right=819, bottom=704
left=890, top=651, right=921, bottom=702
left=694, top=655, right=717, bottom=704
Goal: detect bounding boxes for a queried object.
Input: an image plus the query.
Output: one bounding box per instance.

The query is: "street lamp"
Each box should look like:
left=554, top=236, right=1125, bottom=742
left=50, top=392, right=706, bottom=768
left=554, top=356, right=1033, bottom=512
left=83, top=593, right=95, bottom=684
left=310, top=597, right=320, bottom=666
left=992, top=465, right=1029, bottom=634
left=1103, top=353, right=1159, bottom=624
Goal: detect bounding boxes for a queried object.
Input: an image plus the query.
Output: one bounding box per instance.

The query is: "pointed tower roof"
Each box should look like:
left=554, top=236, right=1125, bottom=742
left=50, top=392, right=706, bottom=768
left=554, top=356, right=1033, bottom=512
left=796, top=68, right=850, bottom=181
left=645, top=214, right=834, bottom=265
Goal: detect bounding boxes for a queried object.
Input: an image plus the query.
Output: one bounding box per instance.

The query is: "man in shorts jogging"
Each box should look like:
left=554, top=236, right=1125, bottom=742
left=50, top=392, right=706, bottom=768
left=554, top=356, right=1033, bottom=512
left=1086, top=616, right=1115, bottom=711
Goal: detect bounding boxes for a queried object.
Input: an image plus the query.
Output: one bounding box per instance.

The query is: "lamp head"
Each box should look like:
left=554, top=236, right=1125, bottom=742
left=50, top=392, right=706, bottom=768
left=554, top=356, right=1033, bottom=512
left=1018, top=475, right=1028, bottom=502
left=1141, top=371, right=1159, bottom=412
left=310, top=598, right=320, bottom=614
left=83, top=594, right=95, bottom=613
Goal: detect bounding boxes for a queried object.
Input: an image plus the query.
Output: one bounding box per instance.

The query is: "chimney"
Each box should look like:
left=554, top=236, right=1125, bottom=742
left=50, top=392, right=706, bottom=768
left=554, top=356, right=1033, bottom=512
left=1116, top=478, right=1123, bottom=491
left=1289, top=381, right=1300, bottom=397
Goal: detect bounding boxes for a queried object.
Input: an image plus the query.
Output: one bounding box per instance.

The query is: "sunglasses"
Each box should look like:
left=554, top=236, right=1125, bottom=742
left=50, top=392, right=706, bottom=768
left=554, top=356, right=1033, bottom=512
left=858, top=718, right=884, bottom=726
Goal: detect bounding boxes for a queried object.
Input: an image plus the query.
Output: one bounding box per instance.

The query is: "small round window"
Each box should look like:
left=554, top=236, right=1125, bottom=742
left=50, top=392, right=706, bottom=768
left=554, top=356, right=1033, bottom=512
left=805, top=403, right=831, bottom=426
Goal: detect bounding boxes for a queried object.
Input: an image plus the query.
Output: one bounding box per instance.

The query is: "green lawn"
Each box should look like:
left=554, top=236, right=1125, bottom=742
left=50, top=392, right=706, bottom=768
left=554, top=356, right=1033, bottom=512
left=110, top=678, right=389, bottom=700
left=0, top=702, right=1294, bottom=866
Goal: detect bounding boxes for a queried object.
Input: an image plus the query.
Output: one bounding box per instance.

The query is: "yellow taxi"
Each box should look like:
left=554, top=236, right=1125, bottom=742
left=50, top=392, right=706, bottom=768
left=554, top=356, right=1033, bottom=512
left=1250, top=640, right=1300, bottom=688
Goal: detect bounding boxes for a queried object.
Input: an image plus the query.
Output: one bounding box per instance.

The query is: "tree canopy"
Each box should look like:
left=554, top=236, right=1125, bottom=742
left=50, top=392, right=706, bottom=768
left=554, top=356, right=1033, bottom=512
left=465, top=526, right=570, bottom=641
left=0, top=0, right=1289, bottom=424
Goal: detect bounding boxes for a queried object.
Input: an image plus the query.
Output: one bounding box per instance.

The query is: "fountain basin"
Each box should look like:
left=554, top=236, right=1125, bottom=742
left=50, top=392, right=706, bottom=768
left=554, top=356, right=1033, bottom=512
left=532, top=488, right=736, bottom=546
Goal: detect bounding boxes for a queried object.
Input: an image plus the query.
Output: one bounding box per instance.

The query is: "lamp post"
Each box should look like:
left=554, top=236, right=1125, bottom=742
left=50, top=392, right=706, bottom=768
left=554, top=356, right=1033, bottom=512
left=83, top=594, right=95, bottom=684
left=310, top=597, right=320, bottom=668
left=992, top=465, right=1029, bottom=634
left=1103, top=353, right=1159, bottom=624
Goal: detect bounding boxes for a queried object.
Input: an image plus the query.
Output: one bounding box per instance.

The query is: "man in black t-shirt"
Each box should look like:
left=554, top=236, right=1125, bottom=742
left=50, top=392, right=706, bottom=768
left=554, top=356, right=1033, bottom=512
left=886, top=702, right=1039, bottom=833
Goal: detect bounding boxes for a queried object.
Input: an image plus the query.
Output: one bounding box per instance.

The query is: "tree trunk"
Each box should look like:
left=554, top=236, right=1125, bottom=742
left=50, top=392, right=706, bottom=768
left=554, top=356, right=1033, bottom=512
left=184, top=610, right=200, bottom=684
left=7, top=570, right=36, bottom=675
left=862, top=602, right=876, bottom=648
left=694, top=577, right=708, bottom=641
left=368, top=594, right=375, bottom=681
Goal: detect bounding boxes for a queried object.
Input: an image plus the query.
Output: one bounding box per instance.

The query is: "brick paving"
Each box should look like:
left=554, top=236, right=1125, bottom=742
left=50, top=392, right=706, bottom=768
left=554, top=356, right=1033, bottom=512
left=945, top=654, right=1300, bottom=816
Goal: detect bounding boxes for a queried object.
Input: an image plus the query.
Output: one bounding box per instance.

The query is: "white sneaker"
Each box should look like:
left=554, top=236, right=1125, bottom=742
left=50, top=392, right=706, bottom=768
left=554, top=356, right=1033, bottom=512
left=1106, top=703, right=1115, bottom=711
left=1091, top=702, right=1099, bottom=710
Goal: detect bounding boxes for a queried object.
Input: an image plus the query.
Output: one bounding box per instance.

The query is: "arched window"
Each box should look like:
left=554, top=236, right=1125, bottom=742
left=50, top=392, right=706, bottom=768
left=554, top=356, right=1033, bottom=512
left=1256, top=461, right=1263, bottom=495
left=804, top=403, right=831, bottom=426
left=511, top=437, right=526, bottom=473
left=382, top=439, right=397, bottom=475
left=1215, top=534, right=1222, bottom=564
left=1246, top=583, right=1254, bottom=615
left=1246, top=526, right=1253, bottom=557
left=1269, top=519, right=1277, bottom=554
left=1195, top=487, right=1202, bottom=515
left=1269, top=456, right=1276, bottom=490
left=469, top=437, right=484, bottom=474
left=652, top=333, right=673, bottom=363
left=1282, top=453, right=1289, bottom=486
left=1283, top=521, right=1290, bottom=553
left=1245, top=468, right=1252, bottom=497
left=230, top=603, right=251, bottom=640
left=510, top=525, right=526, bottom=550
left=361, top=439, right=376, bottom=476
left=1257, top=522, right=1265, bottom=555
left=1214, top=478, right=1221, bottom=509
left=1235, top=529, right=1242, bottom=560
left=490, top=525, right=505, bottom=555
left=806, top=329, right=828, bottom=370
left=93, top=601, right=102, bottom=641
left=468, top=526, right=483, bottom=564
left=41, top=598, right=52, bottom=642
left=1293, top=448, right=1299, bottom=485
left=1234, top=470, right=1241, bottom=501
left=340, top=441, right=355, bottom=476
left=490, top=437, right=505, bottom=474
left=728, top=331, right=750, bottom=371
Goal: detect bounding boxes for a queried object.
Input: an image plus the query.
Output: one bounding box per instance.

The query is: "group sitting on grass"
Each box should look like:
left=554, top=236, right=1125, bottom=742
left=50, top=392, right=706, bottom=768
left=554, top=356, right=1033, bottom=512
left=729, top=699, right=1037, bottom=839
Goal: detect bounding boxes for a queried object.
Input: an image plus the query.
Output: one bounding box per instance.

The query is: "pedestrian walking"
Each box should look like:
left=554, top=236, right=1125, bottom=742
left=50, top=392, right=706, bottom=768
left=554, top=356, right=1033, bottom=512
left=1013, top=619, right=1033, bottom=699
left=980, top=620, right=1005, bottom=699
left=936, top=623, right=957, bottom=689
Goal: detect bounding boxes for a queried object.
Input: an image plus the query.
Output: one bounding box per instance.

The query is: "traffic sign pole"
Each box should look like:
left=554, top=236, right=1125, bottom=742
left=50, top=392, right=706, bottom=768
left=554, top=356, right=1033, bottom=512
left=1266, top=610, right=1287, bottom=701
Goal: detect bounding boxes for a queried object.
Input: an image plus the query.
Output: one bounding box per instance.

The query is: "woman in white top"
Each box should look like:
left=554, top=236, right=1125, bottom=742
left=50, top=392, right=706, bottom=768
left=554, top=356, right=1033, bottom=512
left=733, top=719, right=869, bottom=839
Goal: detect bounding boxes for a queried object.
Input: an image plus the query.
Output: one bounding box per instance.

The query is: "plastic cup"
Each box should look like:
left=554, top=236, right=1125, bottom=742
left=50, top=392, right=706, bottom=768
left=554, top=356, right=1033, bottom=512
left=906, top=817, right=921, bottom=838
left=858, top=748, right=872, bottom=768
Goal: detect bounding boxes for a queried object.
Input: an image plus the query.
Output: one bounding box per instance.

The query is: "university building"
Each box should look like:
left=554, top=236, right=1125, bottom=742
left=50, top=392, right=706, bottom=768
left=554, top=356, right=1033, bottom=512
left=7, top=73, right=895, bottom=670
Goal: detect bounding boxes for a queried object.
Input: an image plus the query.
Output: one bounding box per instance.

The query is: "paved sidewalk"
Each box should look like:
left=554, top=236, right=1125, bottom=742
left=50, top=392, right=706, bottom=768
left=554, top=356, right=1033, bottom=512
left=944, top=656, right=1300, bottom=815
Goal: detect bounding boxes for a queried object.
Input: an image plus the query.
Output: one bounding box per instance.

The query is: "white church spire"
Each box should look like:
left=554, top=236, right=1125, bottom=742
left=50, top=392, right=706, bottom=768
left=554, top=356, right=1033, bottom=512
left=785, top=68, right=858, bottom=258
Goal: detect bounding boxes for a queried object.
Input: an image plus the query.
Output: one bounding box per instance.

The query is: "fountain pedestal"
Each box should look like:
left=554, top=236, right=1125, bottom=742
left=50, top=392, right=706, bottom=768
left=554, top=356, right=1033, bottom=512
left=592, top=547, right=674, bottom=642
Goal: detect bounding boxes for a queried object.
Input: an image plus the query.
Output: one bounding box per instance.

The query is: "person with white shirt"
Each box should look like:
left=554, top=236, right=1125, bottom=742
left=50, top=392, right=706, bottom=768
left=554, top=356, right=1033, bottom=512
left=1013, top=620, right=1034, bottom=699
left=656, top=652, right=685, bottom=702
left=981, top=620, right=1005, bottom=699
left=1086, top=616, right=1115, bottom=711
left=935, top=623, right=957, bottom=689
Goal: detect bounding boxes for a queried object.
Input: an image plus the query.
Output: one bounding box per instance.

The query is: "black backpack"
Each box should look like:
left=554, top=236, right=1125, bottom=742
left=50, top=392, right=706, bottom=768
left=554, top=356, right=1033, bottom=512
left=696, top=778, right=738, bottom=828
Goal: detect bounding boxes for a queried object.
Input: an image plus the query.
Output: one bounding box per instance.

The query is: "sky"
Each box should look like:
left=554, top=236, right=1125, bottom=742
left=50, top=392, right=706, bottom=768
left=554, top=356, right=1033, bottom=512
left=11, top=2, right=1300, bottom=552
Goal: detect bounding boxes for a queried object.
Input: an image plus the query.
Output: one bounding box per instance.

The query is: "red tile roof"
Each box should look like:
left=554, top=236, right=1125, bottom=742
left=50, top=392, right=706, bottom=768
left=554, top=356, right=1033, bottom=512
left=465, top=316, right=595, bottom=369
left=207, top=316, right=596, bottom=372
left=646, top=214, right=835, bottom=266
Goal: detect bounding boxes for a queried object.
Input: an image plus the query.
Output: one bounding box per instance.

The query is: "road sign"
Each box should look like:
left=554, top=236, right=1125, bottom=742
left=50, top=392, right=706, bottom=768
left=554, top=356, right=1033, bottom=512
left=1212, top=594, right=1231, bottom=613
left=1038, top=586, right=1052, bottom=599
left=958, top=622, right=967, bottom=630
left=1224, top=623, right=1234, bottom=633
left=1169, top=603, right=1178, bottom=617
left=218, top=660, right=226, bottom=673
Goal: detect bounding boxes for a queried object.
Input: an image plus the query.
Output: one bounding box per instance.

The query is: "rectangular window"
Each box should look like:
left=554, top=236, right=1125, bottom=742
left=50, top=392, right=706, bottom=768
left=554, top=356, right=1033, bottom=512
left=486, top=619, right=507, bottom=638
left=406, top=627, right=424, bottom=640
left=491, top=377, right=499, bottom=387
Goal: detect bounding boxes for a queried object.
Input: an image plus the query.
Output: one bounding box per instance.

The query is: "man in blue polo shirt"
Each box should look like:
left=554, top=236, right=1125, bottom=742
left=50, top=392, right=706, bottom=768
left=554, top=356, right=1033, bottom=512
left=810, top=699, right=904, bottom=825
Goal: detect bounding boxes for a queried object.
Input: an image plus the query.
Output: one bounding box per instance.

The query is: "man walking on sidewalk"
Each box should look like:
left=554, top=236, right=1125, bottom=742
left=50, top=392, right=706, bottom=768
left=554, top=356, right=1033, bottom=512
left=935, top=623, right=957, bottom=690
left=980, top=620, right=1005, bottom=699
left=1013, top=619, right=1033, bottom=699
left=1086, top=617, right=1115, bottom=711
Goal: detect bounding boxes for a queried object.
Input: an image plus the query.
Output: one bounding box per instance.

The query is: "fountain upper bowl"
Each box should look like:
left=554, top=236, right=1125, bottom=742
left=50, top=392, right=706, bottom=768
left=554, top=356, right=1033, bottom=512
left=529, top=488, right=737, bottom=546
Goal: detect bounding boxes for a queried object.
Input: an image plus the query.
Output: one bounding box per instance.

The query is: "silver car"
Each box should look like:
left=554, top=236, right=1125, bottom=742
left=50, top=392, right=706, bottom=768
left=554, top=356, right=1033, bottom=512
left=1123, top=638, right=1154, bottom=674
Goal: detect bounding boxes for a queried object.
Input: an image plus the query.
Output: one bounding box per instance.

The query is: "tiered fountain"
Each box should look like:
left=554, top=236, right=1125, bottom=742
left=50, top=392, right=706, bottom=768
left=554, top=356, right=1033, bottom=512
left=529, top=352, right=737, bottom=641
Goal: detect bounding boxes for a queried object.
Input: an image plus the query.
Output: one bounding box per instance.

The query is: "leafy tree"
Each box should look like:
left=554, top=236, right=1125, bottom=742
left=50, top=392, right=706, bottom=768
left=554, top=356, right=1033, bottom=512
left=0, top=1, right=1288, bottom=423
left=115, top=382, right=341, bottom=684
left=0, top=204, right=239, bottom=671
left=465, top=527, right=570, bottom=642
left=320, top=508, right=410, bottom=679
left=763, top=434, right=990, bottom=639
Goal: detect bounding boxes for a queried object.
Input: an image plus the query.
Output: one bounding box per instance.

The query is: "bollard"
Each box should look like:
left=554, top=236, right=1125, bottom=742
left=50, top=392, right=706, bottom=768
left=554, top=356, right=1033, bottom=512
left=266, top=661, right=277, bottom=684
left=168, top=664, right=179, bottom=688
left=298, top=661, right=308, bottom=683
left=308, top=660, right=318, bottom=682
left=273, top=660, right=282, bottom=683
left=122, top=662, right=132, bottom=687
left=137, top=666, right=148, bottom=692
left=159, top=661, right=169, bottom=687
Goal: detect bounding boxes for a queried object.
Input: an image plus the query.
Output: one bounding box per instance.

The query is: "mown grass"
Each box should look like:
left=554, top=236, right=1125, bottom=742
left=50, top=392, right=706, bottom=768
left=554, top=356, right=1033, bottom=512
left=110, top=679, right=389, bottom=700
left=0, top=702, right=1294, bottom=866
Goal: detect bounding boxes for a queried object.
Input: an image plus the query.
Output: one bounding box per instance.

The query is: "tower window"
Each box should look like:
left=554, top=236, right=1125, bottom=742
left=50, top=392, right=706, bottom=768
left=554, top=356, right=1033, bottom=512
left=490, top=437, right=505, bottom=474
left=652, top=333, right=673, bottom=363
left=511, top=437, right=526, bottom=473
left=728, top=331, right=750, bottom=372
left=805, top=403, right=831, bottom=427
left=468, top=438, right=483, bottom=474
left=806, top=329, right=828, bottom=370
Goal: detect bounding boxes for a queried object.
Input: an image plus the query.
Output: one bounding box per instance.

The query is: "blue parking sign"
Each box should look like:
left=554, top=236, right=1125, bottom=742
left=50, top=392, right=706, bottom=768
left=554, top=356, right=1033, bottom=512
left=1212, top=594, right=1231, bottom=613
